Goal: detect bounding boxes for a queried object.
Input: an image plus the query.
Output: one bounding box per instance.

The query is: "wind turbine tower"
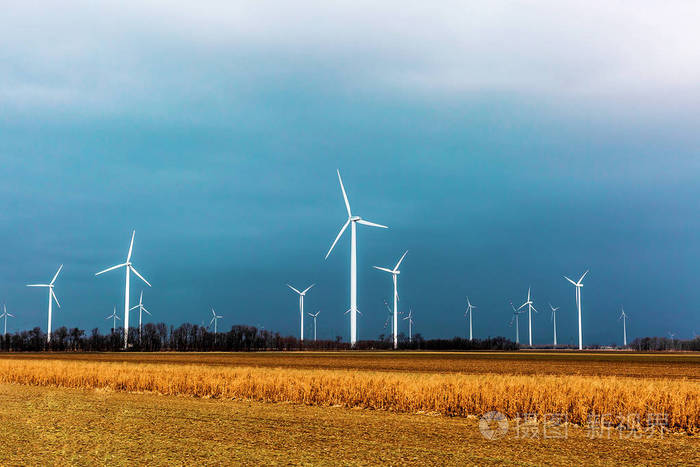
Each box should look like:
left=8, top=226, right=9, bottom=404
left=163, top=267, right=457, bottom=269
left=373, top=251, right=407, bottom=349
left=549, top=303, right=560, bottom=346
left=307, top=311, right=320, bottom=341
left=1, top=305, right=14, bottom=336
left=96, top=231, right=151, bottom=348
left=509, top=302, right=525, bottom=344
left=403, top=308, right=414, bottom=342
left=517, top=288, right=538, bottom=346
left=26, top=264, right=63, bottom=343
left=105, top=306, right=120, bottom=333
left=287, top=284, right=314, bottom=342
left=564, top=270, right=588, bottom=350
left=326, top=170, right=388, bottom=346
left=619, top=306, right=628, bottom=347
left=465, top=297, right=477, bottom=341
left=210, top=309, right=223, bottom=334
left=130, top=291, right=151, bottom=344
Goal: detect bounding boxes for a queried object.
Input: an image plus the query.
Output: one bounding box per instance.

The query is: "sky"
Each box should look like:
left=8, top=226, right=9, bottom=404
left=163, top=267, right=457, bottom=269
left=1, top=1, right=699, bottom=345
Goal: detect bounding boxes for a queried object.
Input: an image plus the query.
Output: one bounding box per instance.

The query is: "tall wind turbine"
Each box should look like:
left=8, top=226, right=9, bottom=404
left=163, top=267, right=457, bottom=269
left=549, top=303, right=560, bottom=346
left=96, top=231, right=151, bottom=349
left=373, top=251, right=407, bottom=350
left=403, top=308, right=414, bottom=342
left=130, top=291, right=151, bottom=344
left=105, top=306, right=120, bottom=333
left=1, top=305, right=14, bottom=336
left=209, top=309, right=223, bottom=334
left=26, top=264, right=63, bottom=343
left=618, top=306, right=628, bottom=347
left=325, top=170, right=388, bottom=347
left=465, top=297, right=477, bottom=341
left=517, top=288, right=538, bottom=346
left=307, top=311, right=320, bottom=341
left=509, top=302, right=525, bottom=344
left=564, top=270, right=588, bottom=350
left=287, top=284, right=314, bottom=342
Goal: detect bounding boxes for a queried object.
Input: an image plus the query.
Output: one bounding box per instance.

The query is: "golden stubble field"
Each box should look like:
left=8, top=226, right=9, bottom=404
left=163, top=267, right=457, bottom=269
left=0, top=351, right=698, bottom=465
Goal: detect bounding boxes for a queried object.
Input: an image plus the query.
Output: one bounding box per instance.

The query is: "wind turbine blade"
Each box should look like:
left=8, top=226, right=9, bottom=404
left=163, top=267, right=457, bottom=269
left=563, top=276, right=577, bottom=286
left=143, top=308, right=151, bottom=316
left=356, top=219, right=388, bottom=229
left=115, top=315, right=121, bottom=321
left=26, top=284, right=50, bottom=287
left=302, top=284, right=315, bottom=294
left=130, top=266, right=151, bottom=287
left=209, top=317, right=215, bottom=326
left=517, top=302, right=528, bottom=310
left=6, top=313, right=13, bottom=318
left=212, top=309, right=216, bottom=317
left=105, top=315, right=112, bottom=320
left=50, top=264, right=63, bottom=285
left=394, top=250, right=408, bottom=270
left=578, top=269, right=589, bottom=283
left=287, top=284, right=302, bottom=295
left=130, top=305, right=139, bottom=311
left=373, top=266, right=393, bottom=273
left=127, top=230, right=136, bottom=262
left=325, top=219, right=350, bottom=259
left=337, top=170, right=352, bottom=217
left=96, top=263, right=126, bottom=276
left=531, top=305, right=538, bottom=313
left=51, top=289, right=61, bottom=308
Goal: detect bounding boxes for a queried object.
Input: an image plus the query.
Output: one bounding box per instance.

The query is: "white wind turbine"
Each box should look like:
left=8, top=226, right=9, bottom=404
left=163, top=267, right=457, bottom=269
left=326, top=170, right=388, bottom=347
left=26, top=264, right=63, bottom=343
left=549, top=303, right=560, bottom=346
left=465, top=297, right=477, bottom=341
left=1, top=305, right=14, bottom=336
left=509, top=302, right=525, bottom=345
left=209, top=309, right=223, bottom=334
left=564, top=270, right=588, bottom=350
left=105, top=306, right=120, bottom=333
left=373, top=251, right=408, bottom=350
left=517, top=288, right=538, bottom=347
left=403, top=308, right=414, bottom=342
left=307, top=311, right=320, bottom=341
left=618, top=306, right=628, bottom=347
left=96, top=231, right=151, bottom=349
left=130, top=290, right=151, bottom=344
left=287, top=284, right=314, bottom=342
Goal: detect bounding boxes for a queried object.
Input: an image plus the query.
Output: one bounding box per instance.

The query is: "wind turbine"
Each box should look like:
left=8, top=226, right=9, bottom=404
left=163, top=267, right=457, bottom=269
left=209, top=309, right=223, bottom=334
left=105, top=306, right=120, bottom=333
left=26, top=264, right=63, bottom=343
left=549, top=303, right=560, bottom=346
left=1, top=305, right=14, bottom=336
left=564, top=269, right=588, bottom=350
left=618, top=306, right=628, bottom=347
left=96, top=231, right=151, bottom=349
left=517, top=288, right=538, bottom=347
left=509, top=301, right=525, bottom=344
left=373, top=251, right=408, bottom=350
left=130, top=291, right=151, bottom=344
left=287, top=284, right=314, bottom=342
left=307, top=311, right=320, bottom=341
left=465, top=297, right=477, bottom=341
left=326, top=170, right=388, bottom=346
left=403, top=308, right=414, bottom=342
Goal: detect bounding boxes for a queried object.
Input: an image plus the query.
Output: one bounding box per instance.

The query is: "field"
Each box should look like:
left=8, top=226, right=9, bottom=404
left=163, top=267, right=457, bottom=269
left=0, top=351, right=698, bottom=465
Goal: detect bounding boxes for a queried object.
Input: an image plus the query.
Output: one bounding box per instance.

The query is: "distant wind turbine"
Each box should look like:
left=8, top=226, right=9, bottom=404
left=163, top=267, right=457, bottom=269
left=564, top=270, right=588, bottom=350
left=326, top=170, right=388, bottom=346
left=549, top=303, right=560, bottom=346
left=287, top=284, right=314, bottom=342
left=1, top=305, right=14, bottom=336
left=465, top=297, right=477, bottom=341
left=96, top=231, right=151, bottom=349
left=403, top=308, right=414, bottom=342
left=129, top=291, right=151, bottom=344
left=307, top=311, right=320, bottom=341
left=27, top=264, right=63, bottom=343
left=517, top=288, right=538, bottom=347
left=509, top=301, right=525, bottom=344
left=105, top=306, right=120, bottom=333
left=618, top=306, right=628, bottom=347
left=209, top=308, right=223, bottom=334
left=373, top=251, right=408, bottom=350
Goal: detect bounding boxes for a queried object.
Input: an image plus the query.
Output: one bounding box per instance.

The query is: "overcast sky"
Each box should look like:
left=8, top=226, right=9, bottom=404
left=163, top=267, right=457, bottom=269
left=1, top=1, right=698, bottom=344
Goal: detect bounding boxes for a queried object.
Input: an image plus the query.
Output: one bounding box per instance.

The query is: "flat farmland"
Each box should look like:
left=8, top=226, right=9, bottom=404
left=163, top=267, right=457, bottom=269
left=3, top=351, right=699, bottom=379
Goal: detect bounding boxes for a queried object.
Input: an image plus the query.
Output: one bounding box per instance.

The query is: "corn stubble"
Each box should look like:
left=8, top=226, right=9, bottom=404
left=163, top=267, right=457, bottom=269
left=0, top=358, right=697, bottom=432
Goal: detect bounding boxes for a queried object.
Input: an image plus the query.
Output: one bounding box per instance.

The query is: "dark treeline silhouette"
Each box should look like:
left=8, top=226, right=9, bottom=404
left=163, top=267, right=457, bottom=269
left=0, top=323, right=519, bottom=352
left=629, top=336, right=700, bottom=351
